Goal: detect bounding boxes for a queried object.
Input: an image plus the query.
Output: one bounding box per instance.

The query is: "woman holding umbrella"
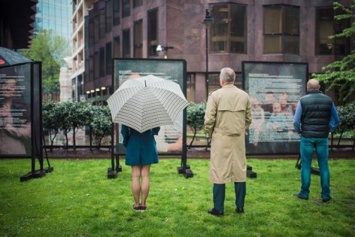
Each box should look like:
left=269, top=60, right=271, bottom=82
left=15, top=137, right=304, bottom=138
left=107, top=74, right=188, bottom=212
left=121, top=125, right=160, bottom=212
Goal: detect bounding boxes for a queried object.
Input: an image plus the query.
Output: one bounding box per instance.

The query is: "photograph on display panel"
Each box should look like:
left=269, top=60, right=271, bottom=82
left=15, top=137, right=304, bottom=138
left=0, top=64, right=32, bottom=157
left=112, top=58, right=187, bottom=155
left=242, top=61, right=308, bottom=155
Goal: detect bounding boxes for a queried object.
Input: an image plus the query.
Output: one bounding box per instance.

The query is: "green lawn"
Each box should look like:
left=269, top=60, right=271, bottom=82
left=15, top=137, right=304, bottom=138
left=0, top=158, right=354, bottom=237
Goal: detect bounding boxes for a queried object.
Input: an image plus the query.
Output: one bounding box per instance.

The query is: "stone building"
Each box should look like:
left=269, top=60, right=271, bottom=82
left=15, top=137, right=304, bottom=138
left=70, top=0, right=353, bottom=104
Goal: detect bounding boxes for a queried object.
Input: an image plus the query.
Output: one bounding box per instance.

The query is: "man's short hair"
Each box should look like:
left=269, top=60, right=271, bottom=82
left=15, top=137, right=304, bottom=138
left=220, top=67, right=235, bottom=83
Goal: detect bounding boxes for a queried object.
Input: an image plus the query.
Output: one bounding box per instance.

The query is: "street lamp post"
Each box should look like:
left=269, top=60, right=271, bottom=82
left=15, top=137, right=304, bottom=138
left=203, top=9, right=214, bottom=99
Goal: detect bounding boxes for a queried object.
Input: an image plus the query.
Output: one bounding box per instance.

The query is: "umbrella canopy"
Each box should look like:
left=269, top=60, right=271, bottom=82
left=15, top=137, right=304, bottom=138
left=0, top=47, right=32, bottom=67
left=107, top=74, right=188, bottom=133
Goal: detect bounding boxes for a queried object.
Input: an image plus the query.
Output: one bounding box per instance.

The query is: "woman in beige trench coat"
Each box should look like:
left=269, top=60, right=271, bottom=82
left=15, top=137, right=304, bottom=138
left=204, top=67, right=252, bottom=216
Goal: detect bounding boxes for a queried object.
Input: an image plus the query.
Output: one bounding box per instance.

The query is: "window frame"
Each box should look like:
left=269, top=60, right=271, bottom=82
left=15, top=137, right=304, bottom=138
left=134, top=19, right=143, bottom=58
left=147, top=8, right=159, bottom=57
left=209, top=3, right=247, bottom=54
left=315, top=7, right=350, bottom=55
left=263, top=4, right=300, bottom=54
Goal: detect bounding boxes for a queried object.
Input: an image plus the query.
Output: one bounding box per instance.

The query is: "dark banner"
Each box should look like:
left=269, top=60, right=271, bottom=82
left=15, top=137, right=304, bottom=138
left=242, top=61, right=308, bottom=155
left=113, top=58, right=187, bottom=155
left=0, top=65, right=32, bottom=157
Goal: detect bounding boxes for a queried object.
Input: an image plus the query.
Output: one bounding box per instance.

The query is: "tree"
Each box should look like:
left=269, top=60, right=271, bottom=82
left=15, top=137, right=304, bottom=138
left=20, top=30, right=70, bottom=99
left=90, top=105, right=112, bottom=147
left=312, top=1, right=355, bottom=103
left=334, top=102, right=355, bottom=148
left=56, top=101, right=73, bottom=148
left=186, top=102, right=206, bottom=148
left=42, top=100, right=60, bottom=150
left=66, top=102, right=92, bottom=151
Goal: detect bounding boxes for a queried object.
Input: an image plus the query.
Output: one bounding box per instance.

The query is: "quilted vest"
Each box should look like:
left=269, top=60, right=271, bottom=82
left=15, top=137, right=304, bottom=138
left=300, top=90, right=332, bottom=138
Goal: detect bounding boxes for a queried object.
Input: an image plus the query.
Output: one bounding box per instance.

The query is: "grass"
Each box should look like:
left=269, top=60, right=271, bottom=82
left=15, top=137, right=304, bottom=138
left=0, top=158, right=354, bottom=237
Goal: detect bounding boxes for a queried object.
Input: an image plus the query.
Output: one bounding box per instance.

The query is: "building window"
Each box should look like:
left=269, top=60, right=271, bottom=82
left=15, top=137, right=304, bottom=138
left=113, top=36, right=121, bottom=58
left=316, top=8, right=350, bottom=55
left=113, top=0, right=120, bottom=25
left=263, top=5, right=300, bottom=54
left=122, top=0, right=130, bottom=18
left=105, top=0, right=112, bottom=33
left=99, top=47, right=105, bottom=77
left=134, top=20, right=143, bottom=58
left=99, top=8, right=105, bottom=39
left=88, top=16, right=94, bottom=47
left=94, top=13, right=99, bottom=43
left=88, top=58, right=93, bottom=82
left=106, top=42, right=112, bottom=74
left=210, top=3, right=247, bottom=53
left=148, top=9, right=158, bottom=57
left=133, top=0, right=143, bottom=8
left=94, top=52, right=99, bottom=79
left=123, top=29, right=130, bottom=58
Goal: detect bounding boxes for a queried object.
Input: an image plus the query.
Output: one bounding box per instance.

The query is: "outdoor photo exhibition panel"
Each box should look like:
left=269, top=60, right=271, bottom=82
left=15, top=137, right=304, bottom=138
left=0, top=64, right=32, bottom=158
left=242, top=61, right=308, bottom=155
left=0, top=62, right=47, bottom=181
left=111, top=58, right=190, bottom=176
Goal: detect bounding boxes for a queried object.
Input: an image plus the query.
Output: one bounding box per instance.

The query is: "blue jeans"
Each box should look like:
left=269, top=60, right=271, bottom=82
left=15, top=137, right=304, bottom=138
left=299, top=137, right=331, bottom=200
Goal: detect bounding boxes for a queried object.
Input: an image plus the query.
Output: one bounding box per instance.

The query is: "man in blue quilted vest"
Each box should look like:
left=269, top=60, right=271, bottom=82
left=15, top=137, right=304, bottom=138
left=293, top=79, right=340, bottom=203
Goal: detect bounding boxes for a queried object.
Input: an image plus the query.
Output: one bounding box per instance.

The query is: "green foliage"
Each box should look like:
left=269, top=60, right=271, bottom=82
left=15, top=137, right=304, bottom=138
left=336, top=102, right=355, bottom=133
left=42, top=100, right=60, bottom=148
left=55, top=101, right=73, bottom=147
left=20, top=30, right=70, bottom=95
left=42, top=101, right=112, bottom=149
left=186, top=102, right=207, bottom=147
left=186, top=102, right=206, bottom=130
left=90, top=106, right=112, bottom=146
left=1, top=159, right=354, bottom=236
left=312, top=1, right=355, bottom=103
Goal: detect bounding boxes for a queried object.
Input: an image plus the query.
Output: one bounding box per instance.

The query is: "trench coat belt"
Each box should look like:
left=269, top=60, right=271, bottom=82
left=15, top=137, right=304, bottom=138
left=213, top=127, right=241, bottom=137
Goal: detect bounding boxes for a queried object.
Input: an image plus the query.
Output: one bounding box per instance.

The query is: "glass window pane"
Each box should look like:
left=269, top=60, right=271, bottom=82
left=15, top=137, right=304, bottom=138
left=134, top=20, right=143, bottom=58
left=123, top=29, right=130, bottom=58
left=284, top=6, right=299, bottom=35
left=264, top=6, right=282, bottom=34
left=113, top=36, right=121, bottom=57
left=113, top=0, right=120, bottom=25
left=230, top=4, right=246, bottom=53
left=148, top=9, right=158, bottom=56
left=122, top=0, right=130, bottom=18
left=264, top=35, right=282, bottom=53
left=316, top=9, right=334, bottom=55
left=133, top=0, right=143, bottom=8
left=210, top=4, right=228, bottom=53
left=99, top=9, right=105, bottom=38
left=284, top=35, right=299, bottom=54
left=99, top=47, right=105, bottom=77
left=106, top=42, right=112, bottom=74
left=106, top=0, right=112, bottom=32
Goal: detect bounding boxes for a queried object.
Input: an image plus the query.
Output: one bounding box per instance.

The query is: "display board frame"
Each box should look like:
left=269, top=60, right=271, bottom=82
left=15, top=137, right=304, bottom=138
left=242, top=61, right=308, bottom=155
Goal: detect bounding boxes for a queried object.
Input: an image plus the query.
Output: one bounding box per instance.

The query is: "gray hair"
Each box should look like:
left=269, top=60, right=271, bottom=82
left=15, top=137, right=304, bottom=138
left=220, top=67, right=235, bottom=84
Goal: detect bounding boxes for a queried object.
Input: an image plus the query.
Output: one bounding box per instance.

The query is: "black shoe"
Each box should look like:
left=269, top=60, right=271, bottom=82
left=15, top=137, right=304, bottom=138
left=236, top=208, right=244, bottom=214
left=293, top=193, right=309, bottom=200
left=208, top=208, right=224, bottom=216
left=322, top=197, right=332, bottom=203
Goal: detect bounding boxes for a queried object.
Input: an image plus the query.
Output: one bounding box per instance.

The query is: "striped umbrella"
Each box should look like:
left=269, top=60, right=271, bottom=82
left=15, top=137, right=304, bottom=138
left=107, top=74, right=188, bottom=133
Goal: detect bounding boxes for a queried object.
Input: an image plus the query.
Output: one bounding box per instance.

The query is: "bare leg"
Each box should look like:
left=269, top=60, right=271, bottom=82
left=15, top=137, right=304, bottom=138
left=140, top=165, right=151, bottom=207
left=131, top=165, right=142, bottom=206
